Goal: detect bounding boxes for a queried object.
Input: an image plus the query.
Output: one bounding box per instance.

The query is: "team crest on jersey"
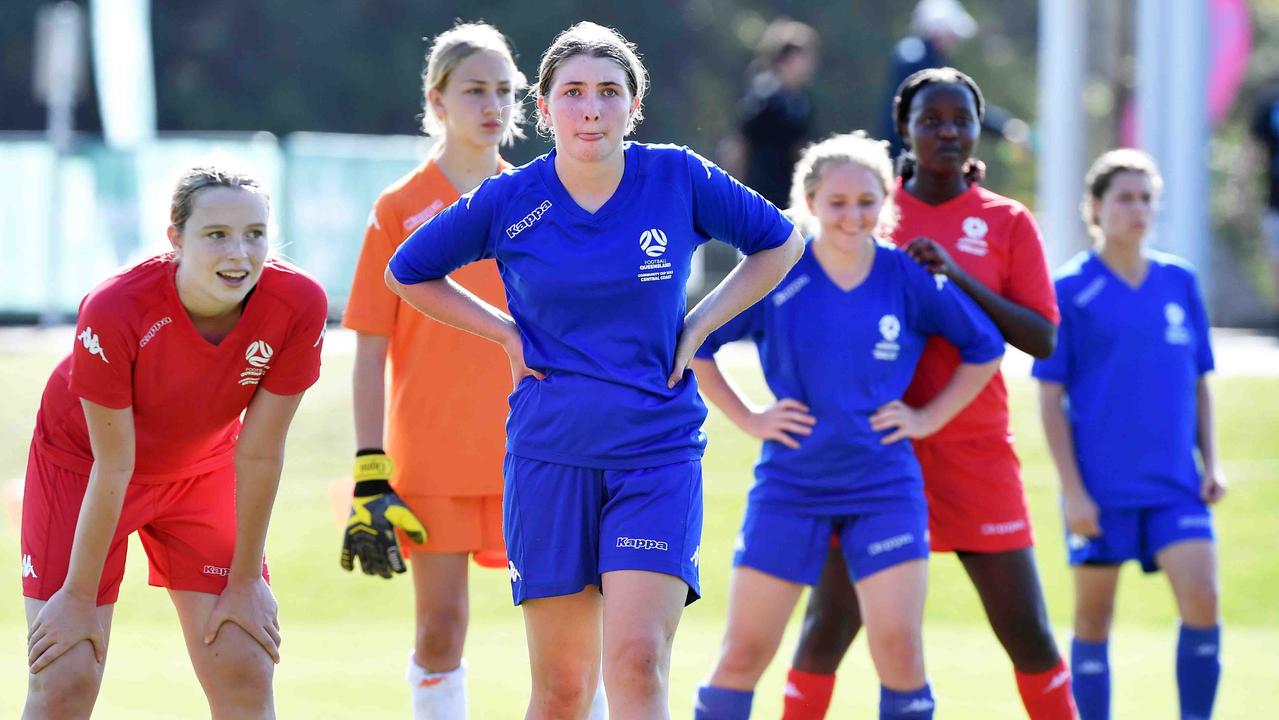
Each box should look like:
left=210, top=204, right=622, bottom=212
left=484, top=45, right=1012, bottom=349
left=956, top=216, right=989, bottom=256
left=637, top=228, right=675, bottom=283
left=78, top=327, right=109, bottom=364
left=873, top=314, right=902, bottom=361
left=1164, top=302, right=1190, bottom=345
left=239, top=340, right=274, bottom=386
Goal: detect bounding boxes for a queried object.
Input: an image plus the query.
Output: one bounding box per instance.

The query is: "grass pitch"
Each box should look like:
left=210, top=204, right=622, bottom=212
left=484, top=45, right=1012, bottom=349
left=0, top=331, right=1275, bottom=718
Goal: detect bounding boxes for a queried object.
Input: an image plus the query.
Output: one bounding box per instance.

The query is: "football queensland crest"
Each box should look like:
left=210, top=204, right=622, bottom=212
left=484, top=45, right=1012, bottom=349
left=1164, top=302, right=1190, bottom=344
left=640, top=228, right=669, bottom=258
left=873, top=314, right=902, bottom=361
left=245, top=340, right=275, bottom=367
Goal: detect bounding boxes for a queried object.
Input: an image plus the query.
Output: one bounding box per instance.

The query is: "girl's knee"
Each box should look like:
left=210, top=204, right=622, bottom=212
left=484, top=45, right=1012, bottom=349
left=26, top=649, right=104, bottom=717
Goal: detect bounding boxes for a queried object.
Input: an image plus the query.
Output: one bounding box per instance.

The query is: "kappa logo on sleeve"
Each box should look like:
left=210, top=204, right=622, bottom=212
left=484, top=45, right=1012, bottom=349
left=78, top=327, right=109, bottom=364
left=21, top=554, right=37, bottom=579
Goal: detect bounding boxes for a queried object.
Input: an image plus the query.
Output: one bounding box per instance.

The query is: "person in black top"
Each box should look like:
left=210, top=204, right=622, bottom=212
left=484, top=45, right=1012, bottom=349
left=722, top=18, right=819, bottom=208
left=883, top=0, right=1027, bottom=160
left=1251, top=83, right=1279, bottom=320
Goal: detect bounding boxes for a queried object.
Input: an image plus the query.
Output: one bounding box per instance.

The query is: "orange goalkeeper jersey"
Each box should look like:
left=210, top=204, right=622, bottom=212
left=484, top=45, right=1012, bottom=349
left=343, top=158, right=511, bottom=496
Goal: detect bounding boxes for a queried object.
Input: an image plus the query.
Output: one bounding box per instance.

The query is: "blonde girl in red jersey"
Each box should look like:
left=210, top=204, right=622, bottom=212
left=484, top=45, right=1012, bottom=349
left=781, top=68, right=1078, bottom=720
left=21, top=161, right=327, bottom=719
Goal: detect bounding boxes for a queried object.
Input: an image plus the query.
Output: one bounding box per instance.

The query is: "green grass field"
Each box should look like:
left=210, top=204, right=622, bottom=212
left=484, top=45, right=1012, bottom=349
left=1, top=332, right=1276, bottom=718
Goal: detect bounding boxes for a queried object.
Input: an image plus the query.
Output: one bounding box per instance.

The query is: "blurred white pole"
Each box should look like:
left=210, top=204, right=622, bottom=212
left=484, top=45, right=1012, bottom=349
left=34, top=2, right=85, bottom=325
left=1036, top=0, right=1087, bottom=269
left=1137, top=0, right=1212, bottom=301
left=91, top=0, right=156, bottom=147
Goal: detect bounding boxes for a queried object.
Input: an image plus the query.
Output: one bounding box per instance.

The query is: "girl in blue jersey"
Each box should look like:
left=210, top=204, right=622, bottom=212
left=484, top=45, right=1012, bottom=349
left=386, top=21, right=804, bottom=719
left=690, top=132, right=1003, bottom=720
left=1033, top=149, right=1224, bottom=720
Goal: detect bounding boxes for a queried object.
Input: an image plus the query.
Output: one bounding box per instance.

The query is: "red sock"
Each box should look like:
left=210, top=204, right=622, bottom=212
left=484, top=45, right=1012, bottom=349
left=782, top=668, right=837, bottom=720
left=1014, top=659, right=1077, bottom=720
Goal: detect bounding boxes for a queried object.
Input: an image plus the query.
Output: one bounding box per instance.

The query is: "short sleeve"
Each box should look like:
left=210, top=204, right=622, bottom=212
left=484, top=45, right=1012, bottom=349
left=68, top=289, right=137, bottom=409
left=1185, top=268, right=1215, bottom=375
left=901, top=257, right=1004, bottom=364
left=342, top=201, right=400, bottom=336
left=1005, top=209, right=1061, bottom=325
left=685, top=148, right=794, bottom=255
left=1031, top=280, right=1073, bottom=384
left=261, top=277, right=329, bottom=396
left=389, top=180, right=498, bottom=284
left=695, top=300, right=766, bottom=360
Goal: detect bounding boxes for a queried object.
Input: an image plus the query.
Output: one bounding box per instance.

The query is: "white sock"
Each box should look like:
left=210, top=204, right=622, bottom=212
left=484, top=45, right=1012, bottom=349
left=587, top=674, right=607, bottom=720
left=407, top=652, right=467, bottom=720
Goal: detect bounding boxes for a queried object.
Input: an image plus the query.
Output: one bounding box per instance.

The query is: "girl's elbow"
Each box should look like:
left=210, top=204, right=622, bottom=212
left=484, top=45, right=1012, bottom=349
left=383, top=267, right=405, bottom=297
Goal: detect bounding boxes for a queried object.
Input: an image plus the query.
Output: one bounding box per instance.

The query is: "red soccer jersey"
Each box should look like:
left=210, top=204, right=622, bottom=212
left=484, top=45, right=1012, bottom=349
left=33, top=255, right=328, bottom=482
left=891, top=181, right=1059, bottom=441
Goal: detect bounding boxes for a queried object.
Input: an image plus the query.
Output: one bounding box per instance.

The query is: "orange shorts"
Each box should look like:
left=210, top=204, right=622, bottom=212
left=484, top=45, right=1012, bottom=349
left=398, top=493, right=506, bottom=566
left=21, top=444, right=267, bottom=606
left=916, top=434, right=1035, bottom=553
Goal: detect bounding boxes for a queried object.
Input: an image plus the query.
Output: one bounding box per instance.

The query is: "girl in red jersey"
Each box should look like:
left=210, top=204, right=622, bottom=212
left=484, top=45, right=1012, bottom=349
left=779, top=68, right=1077, bottom=720
left=20, top=161, right=327, bottom=719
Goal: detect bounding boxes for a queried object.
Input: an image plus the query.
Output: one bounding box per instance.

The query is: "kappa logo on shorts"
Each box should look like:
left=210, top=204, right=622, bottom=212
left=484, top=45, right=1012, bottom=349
left=1165, top=302, right=1190, bottom=345
left=616, top=536, right=668, bottom=551
left=956, top=216, right=989, bottom=256
left=1067, top=533, right=1090, bottom=550
left=873, top=314, right=901, bottom=361
left=980, top=519, right=1027, bottom=536
left=78, top=327, right=109, bottom=364
left=508, top=560, right=521, bottom=583
left=202, top=564, right=231, bottom=577
left=867, top=533, right=915, bottom=556
left=1178, top=515, right=1212, bottom=529
left=239, top=340, right=274, bottom=386
left=21, top=554, right=37, bottom=579
left=690, top=545, right=700, bottom=568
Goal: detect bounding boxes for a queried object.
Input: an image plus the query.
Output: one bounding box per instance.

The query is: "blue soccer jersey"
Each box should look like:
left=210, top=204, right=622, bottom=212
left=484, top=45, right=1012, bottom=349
left=696, top=241, right=1004, bottom=513
left=389, top=143, right=793, bottom=469
left=1032, top=250, right=1214, bottom=507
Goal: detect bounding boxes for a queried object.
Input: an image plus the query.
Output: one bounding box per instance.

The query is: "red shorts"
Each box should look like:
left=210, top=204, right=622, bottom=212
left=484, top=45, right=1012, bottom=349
left=916, top=434, right=1035, bottom=553
left=20, top=445, right=267, bottom=606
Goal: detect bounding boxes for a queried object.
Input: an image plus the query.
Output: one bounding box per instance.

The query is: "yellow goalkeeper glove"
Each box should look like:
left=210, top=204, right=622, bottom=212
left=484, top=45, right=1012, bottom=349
left=340, top=450, right=427, bottom=578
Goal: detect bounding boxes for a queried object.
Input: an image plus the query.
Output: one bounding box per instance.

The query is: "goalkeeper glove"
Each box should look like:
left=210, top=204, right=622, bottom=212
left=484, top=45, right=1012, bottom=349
left=340, top=449, right=427, bottom=578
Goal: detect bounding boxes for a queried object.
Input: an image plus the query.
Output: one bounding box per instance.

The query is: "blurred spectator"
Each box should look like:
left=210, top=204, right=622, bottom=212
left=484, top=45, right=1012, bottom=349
left=719, top=18, right=820, bottom=208
left=1251, top=83, right=1279, bottom=320
left=883, top=0, right=1029, bottom=159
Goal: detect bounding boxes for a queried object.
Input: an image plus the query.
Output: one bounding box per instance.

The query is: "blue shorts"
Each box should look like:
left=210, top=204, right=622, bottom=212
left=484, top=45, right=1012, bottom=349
left=502, top=455, right=702, bottom=605
left=1067, top=500, right=1214, bottom=573
left=733, top=500, right=929, bottom=584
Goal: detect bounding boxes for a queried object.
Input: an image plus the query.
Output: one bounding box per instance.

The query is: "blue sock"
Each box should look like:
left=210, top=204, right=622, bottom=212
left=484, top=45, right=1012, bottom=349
left=1177, top=624, right=1220, bottom=720
left=880, top=683, right=934, bottom=719
left=1071, top=637, right=1111, bottom=720
left=694, top=685, right=752, bottom=720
